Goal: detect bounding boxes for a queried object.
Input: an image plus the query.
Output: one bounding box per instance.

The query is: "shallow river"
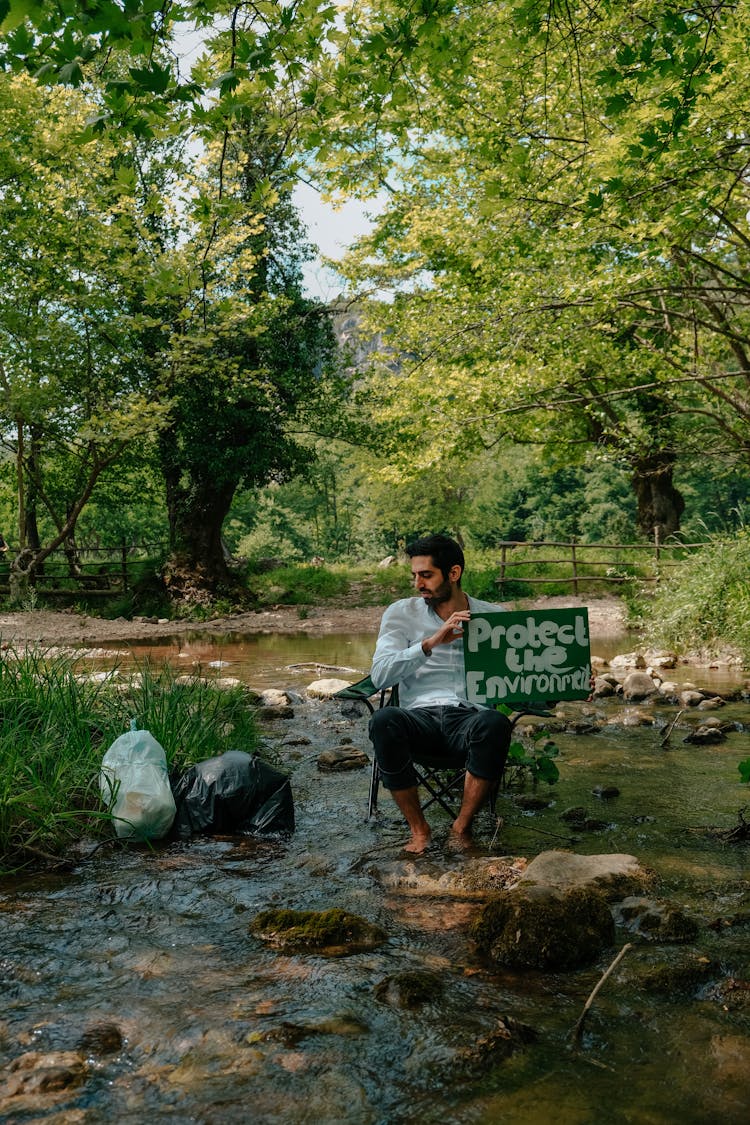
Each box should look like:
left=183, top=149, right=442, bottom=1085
left=2, top=629, right=749, bottom=1122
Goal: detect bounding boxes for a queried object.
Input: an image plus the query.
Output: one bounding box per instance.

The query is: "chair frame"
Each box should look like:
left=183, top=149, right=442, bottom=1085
left=333, top=675, right=552, bottom=820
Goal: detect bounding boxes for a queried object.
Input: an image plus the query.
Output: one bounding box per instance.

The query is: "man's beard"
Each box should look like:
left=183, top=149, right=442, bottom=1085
left=423, top=578, right=452, bottom=608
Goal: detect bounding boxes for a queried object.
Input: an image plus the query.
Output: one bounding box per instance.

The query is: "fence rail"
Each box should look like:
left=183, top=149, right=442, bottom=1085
left=0, top=543, right=165, bottom=597
left=496, top=531, right=705, bottom=595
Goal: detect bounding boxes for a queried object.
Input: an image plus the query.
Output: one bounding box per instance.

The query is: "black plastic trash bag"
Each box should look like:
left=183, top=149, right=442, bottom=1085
left=171, top=750, right=295, bottom=839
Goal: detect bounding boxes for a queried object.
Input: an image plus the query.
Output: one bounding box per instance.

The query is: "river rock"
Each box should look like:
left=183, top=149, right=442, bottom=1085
left=0, top=1050, right=88, bottom=1102
left=614, top=896, right=700, bottom=942
left=697, top=696, right=725, bottom=710
left=317, top=746, right=369, bottom=771
left=517, top=850, right=655, bottom=900
left=622, top=671, right=658, bottom=701
left=610, top=652, right=647, bottom=670
left=455, top=1015, right=538, bottom=1067
left=374, top=969, right=443, bottom=1008
left=592, top=785, right=620, bottom=799
left=621, top=709, right=654, bottom=727
left=306, top=677, right=354, bottom=698
left=368, top=856, right=527, bottom=899
left=679, top=689, right=706, bottom=707
left=592, top=676, right=617, bottom=698
left=646, top=651, right=678, bottom=669
left=75, top=1022, right=123, bottom=1057
left=683, top=724, right=726, bottom=744
left=255, top=705, right=295, bottom=720
left=472, top=884, right=615, bottom=970
left=249, top=907, right=387, bottom=954
left=259, top=688, right=293, bottom=707
left=636, top=955, right=720, bottom=995
left=513, top=794, right=553, bottom=810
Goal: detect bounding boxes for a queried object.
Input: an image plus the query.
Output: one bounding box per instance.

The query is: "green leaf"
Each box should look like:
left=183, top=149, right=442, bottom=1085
left=604, top=93, right=633, bottom=116
left=1, top=0, right=42, bottom=34
left=58, top=60, right=84, bottom=86
left=535, top=757, right=560, bottom=785
left=128, top=64, right=172, bottom=95
left=738, top=758, right=750, bottom=784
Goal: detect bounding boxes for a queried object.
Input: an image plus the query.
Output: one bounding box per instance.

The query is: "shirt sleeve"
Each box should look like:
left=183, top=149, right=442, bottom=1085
left=370, top=602, right=430, bottom=690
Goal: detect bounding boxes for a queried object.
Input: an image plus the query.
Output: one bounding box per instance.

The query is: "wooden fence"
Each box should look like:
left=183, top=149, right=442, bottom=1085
left=496, top=530, right=705, bottom=595
left=0, top=543, right=165, bottom=597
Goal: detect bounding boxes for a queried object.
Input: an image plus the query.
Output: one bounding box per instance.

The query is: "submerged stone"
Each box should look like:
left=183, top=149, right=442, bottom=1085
left=249, top=907, right=387, bottom=954
left=374, top=969, right=444, bottom=1009
left=317, top=747, right=369, bottom=772
left=455, top=1015, right=538, bottom=1067
left=614, top=896, right=700, bottom=942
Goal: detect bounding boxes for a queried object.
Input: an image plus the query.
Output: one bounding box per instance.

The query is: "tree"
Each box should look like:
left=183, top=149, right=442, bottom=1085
left=0, top=73, right=169, bottom=597
left=132, top=102, right=345, bottom=598
left=301, top=2, right=750, bottom=536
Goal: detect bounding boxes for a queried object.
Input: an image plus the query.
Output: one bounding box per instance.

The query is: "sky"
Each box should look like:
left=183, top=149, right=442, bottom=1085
left=292, top=183, right=378, bottom=302
left=174, top=21, right=375, bottom=303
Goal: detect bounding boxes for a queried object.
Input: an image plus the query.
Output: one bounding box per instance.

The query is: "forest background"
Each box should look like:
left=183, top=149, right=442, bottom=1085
left=1, top=1, right=750, bottom=657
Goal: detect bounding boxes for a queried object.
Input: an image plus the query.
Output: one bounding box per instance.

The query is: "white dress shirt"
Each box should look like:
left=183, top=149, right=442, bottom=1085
left=370, top=594, right=504, bottom=710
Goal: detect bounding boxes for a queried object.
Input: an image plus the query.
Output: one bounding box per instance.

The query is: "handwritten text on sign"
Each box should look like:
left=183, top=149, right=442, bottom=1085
left=463, top=608, right=591, bottom=706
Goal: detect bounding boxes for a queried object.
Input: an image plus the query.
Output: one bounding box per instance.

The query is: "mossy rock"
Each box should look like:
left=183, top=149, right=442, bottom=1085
left=374, top=970, right=443, bottom=1009
left=615, top=897, right=700, bottom=942
left=472, top=885, right=615, bottom=970
left=250, top=907, right=387, bottom=955
left=455, top=1016, right=538, bottom=1069
left=637, top=956, right=720, bottom=995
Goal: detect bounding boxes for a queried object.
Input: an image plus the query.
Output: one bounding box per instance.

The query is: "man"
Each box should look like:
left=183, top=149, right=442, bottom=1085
left=368, top=533, right=511, bottom=853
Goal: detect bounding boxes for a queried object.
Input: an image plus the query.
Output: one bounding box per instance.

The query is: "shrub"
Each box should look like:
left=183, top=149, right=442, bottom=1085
left=642, top=528, right=750, bottom=662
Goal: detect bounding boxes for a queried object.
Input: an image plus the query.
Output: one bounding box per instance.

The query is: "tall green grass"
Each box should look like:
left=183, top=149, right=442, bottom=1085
left=0, top=649, right=259, bottom=873
left=641, top=529, right=750, bottom=662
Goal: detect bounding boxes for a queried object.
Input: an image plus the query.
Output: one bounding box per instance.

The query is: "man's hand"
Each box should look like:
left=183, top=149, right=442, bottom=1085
left=421, top=610, right=471, bottom=655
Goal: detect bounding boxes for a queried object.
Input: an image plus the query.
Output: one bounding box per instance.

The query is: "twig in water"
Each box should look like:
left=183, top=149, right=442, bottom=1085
left=510, top=822, right=578, bottom=842
left=660, top=710, right=684, bottom=747
left=571, top=942, right=633, bottom=1046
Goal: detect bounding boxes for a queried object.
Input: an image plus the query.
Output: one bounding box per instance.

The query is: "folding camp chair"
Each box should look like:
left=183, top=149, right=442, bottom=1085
left=333, top=675, right=553, bottom=821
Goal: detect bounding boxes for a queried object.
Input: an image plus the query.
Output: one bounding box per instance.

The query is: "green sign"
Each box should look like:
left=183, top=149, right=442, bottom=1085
left=463, top=608, right=591, bottom=706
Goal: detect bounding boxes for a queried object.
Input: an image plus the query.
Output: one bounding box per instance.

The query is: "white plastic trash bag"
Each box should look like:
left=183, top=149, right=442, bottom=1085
left=100, top=723, right=176, bottom=840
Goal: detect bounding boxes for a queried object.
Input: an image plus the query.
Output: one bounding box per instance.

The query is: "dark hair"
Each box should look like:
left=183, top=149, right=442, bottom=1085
left=406, top=534, right=465, bottom=583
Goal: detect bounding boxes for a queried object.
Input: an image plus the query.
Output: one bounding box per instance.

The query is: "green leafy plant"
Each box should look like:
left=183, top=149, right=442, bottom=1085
left=738, top=758, right=750, bottom=784
left=503, top=730, right=560, bottom=788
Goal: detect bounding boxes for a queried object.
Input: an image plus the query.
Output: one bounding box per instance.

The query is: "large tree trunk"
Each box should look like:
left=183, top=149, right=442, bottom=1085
left=161, top=465, right=243, bottom=602
left=630, top=452, right=685, bottom=540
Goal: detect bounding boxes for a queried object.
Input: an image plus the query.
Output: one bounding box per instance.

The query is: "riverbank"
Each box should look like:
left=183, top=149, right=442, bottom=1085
left=0, top=594, right=628, bottom=646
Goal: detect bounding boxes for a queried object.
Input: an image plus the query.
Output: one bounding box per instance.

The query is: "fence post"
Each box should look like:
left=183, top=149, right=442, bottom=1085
left=121, top=541, right=128, bottom=590
left=571, top=538, right=578, bottom=595
left=500, top=543, right=507, bottom=585
left=654, top=525, right=661, bottom=582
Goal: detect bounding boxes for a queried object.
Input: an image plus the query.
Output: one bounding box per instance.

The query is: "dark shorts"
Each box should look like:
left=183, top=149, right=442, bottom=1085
left=368, top=704, right=512, bottom=791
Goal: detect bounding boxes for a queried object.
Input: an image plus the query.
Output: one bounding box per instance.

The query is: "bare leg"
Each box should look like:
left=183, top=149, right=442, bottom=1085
left=449, top=772, right=494, bottom=849
left=390, top=786, right=432, bottom=853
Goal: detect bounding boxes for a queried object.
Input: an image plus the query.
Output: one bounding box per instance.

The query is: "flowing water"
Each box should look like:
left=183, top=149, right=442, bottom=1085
left=1, top=630, right=749, bottom=1123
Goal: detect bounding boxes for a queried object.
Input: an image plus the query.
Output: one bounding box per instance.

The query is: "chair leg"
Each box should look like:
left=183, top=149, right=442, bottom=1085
left=417, top=768, right=466, bottom=818
left=367, top=759, right=381, bottom=819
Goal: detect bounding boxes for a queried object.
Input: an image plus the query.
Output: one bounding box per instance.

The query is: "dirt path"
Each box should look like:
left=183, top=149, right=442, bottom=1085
left=0, top=594, right=628, bottom=647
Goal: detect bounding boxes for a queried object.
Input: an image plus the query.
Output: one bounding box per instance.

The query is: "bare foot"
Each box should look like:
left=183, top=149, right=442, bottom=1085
left=402, top=831, right=432, bottom=854
left=445, top=828, right=473, bottom=852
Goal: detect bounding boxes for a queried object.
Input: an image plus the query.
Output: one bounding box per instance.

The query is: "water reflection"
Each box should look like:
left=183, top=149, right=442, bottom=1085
left=81, top=631, right=380, bottom=692
left=77, top=626, right=746, bottom=696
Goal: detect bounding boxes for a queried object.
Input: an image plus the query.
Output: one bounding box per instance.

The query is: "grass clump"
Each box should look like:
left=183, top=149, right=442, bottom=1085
left=641, top=528, right=750, bottom=662
left=250, top=562, right=352, bottom=605
left=0, top=648, right=259, bottom=873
